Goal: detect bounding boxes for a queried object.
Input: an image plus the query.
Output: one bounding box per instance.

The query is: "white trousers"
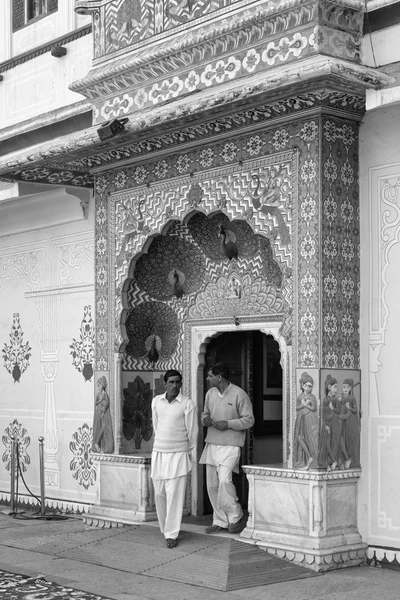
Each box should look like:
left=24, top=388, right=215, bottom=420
left=152, top=474, right=187, bottom=540
left=206, top=464, right=243, bottom=528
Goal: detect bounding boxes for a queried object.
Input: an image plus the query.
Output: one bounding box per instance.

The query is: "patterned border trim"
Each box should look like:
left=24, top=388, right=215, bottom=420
left=91, top=453, right=151, bottom=465
left=262, top=545, right=366, bottom=571
left=0, top=491, right=91, bottom=514
left=242, top=465, right=362, bottom=480
left=367, top=546, right=400, bottom=569
left=0, top=25, right=92, bottom=74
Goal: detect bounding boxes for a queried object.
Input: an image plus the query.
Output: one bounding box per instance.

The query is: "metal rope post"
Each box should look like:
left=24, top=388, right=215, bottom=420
left=38, top=436, right=45, bottom=515
left=10, top=436, right=16, bottom=514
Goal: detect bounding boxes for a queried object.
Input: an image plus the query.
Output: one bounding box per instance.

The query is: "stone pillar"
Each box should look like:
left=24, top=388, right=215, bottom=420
left=114, top=353, right=123, bottom=454
left=41, top=352, right=60, bottom=487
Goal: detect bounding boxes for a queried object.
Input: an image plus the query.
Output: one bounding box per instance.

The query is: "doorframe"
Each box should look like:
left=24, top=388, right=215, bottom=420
left=183, top=316, right=290, bottom=516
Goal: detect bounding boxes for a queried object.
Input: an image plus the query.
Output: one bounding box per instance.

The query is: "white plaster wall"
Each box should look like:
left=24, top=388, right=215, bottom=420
left=0, top=35, right=92, bottom=129
left=359, top=103, right=400, bottom=550
left=0, top=188, right=95, bottom=511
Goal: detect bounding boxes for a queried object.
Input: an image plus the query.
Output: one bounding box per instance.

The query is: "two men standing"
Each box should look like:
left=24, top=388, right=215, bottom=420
left=151, top=363, right=254, bottom=546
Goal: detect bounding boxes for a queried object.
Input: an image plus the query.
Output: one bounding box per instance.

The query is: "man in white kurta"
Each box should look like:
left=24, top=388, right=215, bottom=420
left=200, top=363, right=254, bottom=534
left=151, top=369, right=198, bottom=548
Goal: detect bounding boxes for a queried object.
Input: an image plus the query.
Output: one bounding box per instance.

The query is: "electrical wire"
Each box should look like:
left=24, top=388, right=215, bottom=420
left=364, top=0, right=379, bottom=68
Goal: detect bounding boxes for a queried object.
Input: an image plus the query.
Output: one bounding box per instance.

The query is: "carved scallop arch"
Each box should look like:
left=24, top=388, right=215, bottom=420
left=113, top=150, right=296, bottom=353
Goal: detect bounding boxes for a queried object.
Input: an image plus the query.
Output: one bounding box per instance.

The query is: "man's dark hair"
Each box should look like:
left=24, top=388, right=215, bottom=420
left=164, top=369, right=182, bottom=383
left=210, top=363, right=230, bottom=380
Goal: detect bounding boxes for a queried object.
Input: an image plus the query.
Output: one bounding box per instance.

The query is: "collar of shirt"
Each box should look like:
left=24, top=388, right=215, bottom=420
left=162, top=392, right=183, bottom=404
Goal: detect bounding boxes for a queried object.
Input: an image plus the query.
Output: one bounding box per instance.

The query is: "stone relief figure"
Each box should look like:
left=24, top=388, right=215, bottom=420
left=318, top=374, right=341, bottom=471
left=250, top=168, right=290, bottom=246
left=339, top=378, right=360, bottom=468
left=92, top=376, right=114, bottom=454
left=293, top=372, right=319, bottom=470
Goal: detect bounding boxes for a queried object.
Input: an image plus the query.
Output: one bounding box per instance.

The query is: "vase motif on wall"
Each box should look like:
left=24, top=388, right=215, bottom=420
left=70, top=306, right=95, bottom=382
left=2, top=313, right=32, bottom=383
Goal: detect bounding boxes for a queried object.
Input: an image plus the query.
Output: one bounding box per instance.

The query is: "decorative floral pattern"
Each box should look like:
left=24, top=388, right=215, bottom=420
left=70, top=306, right=95, bottom=382
left=2, top=314, right=32, bottom=383
left=69, top=423, right=96, bottom=490
left=2, top=420, right=30, bottom=473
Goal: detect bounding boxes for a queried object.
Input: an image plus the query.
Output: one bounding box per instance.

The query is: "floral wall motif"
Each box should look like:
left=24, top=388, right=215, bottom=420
left=2, top=420, right=30, bottom=473
left=69, top=423, right=97, bottom=490
left=2, top=314, right=32, bottom=383
left=321, top=116, right=359, bottom=370
left=70, top=305, right=95, bottom=382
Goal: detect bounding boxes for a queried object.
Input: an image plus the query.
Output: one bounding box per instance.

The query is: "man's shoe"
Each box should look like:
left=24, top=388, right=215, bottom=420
left=205, top=524, right=227, bottom=534
left=228, top=521, right=241, bottom=533
left=166, top=538, right=178, bottom=548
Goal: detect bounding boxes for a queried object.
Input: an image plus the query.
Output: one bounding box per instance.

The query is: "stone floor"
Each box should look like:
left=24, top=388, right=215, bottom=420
left=0, top=509, right=399, bottom=600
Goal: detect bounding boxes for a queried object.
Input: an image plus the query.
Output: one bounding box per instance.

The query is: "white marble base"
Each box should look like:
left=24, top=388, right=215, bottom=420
left=241, top=465, right=366, bottom=572
left=84, top=453, right=157, bottom=527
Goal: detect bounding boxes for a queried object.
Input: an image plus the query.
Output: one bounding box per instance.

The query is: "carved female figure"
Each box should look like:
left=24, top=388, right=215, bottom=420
left=92, top=376, right=114, bottom=454
left=318, top=374, right=340, bottom=471
left=293, top=372, right=319, bottom=470
left=340, top=378, right=360, bottom=468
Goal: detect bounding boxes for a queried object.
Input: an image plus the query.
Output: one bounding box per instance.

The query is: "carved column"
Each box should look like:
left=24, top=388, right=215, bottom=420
left=114, top=353, right=123, bottom=454
left=41, top=352, right=60, bottom=487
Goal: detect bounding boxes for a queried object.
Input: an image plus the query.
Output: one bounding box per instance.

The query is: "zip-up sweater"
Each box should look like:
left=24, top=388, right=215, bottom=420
left=201, top=384, right=254, bottom=448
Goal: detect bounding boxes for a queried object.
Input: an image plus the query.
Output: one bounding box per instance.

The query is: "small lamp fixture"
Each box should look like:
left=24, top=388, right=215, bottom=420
left=97, top=118, right=129, bottom=142
left=51, top=46, right=67, bottom=58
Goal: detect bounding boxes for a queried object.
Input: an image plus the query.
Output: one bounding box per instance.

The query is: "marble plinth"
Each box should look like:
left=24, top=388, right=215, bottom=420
left=241, top=465, right=366, bottom=572
left=84, top=453, right=157, bottom=527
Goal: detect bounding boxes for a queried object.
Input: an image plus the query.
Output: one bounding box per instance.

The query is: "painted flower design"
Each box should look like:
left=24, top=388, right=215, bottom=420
left=2, top=314, right=32, bottom=383
left=97, top=297, right=108, bottom=316
left=134, top=89, right=148, bottom=109
left=243, top=49, right=260, bottom=73
left=184, top=70, right=200, bottom=92
left=300, top=310, right=316, bottom=337
left=2, top=420, right=30, bottom=472
left=299, top=121, right=318, bottom=142
left=300, top=349, right=316, bottom=368
left=323, top=235, right=338, bottom=260
left=70, top=306, right=95, bottom=382
left=176, top=154, right=191, bottom=174
left=96, top=205, right=106, bottom=226
left=300, top=270, right=316, bottom=299
left=133, top=165, right=147, bottom=184
left=325, top=350, right=338, bottom=368
left=245, top=135, right=263, bottom=156
left=300, top=234, right=316, bottom=260
left=272, top=128, right=290, bottom=150
left=341, top=199, right=354, bottom=224
left=324, top=121, right=337, bottom=142
left=301, top=195, right=317, bottom=223
left=301, top=159, right=317, bottom=183
left=97, top=328, right=107, bottom=347
left=114, top=171, right=127, bottom=189
left=341, top=276, right=355, bottom=301
left=324, top=157, right=337, bottom=183
left=342, top=237, right=355, bottom=261
left=324, top=313, right=338, bottom=338
left=341, top=312, right=355, bottom=337
left=324, top=194, right=337, bottom=223
left=341, top=160, right=354, bottom=186
left=96, top=235, right=107, bottom=256
left=199, top=148, right=214, bottom=168
left=69, top=423, right=96, bottom=490
left=154, top=160, right=169, bottom=179
left=221, top=142, right=238, bottom=163
left=341, top=349, right=355, bottom=369
left=96, top=176, right=108, bottom=194
left=341, top=124, right=355, bottom=147
left=97, top=267, right=107, bottom=286
left=324, top=271, right=338, bottom=299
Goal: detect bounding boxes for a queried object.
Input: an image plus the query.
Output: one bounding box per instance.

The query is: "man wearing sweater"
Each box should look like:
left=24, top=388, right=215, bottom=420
left=151, top=369, right=198, bottom=549
left=200, top=363, right=254, bottom=534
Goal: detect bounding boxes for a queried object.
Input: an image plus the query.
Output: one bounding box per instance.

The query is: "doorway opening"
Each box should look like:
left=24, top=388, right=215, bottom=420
left=201, top=330, right=283, bottom=516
